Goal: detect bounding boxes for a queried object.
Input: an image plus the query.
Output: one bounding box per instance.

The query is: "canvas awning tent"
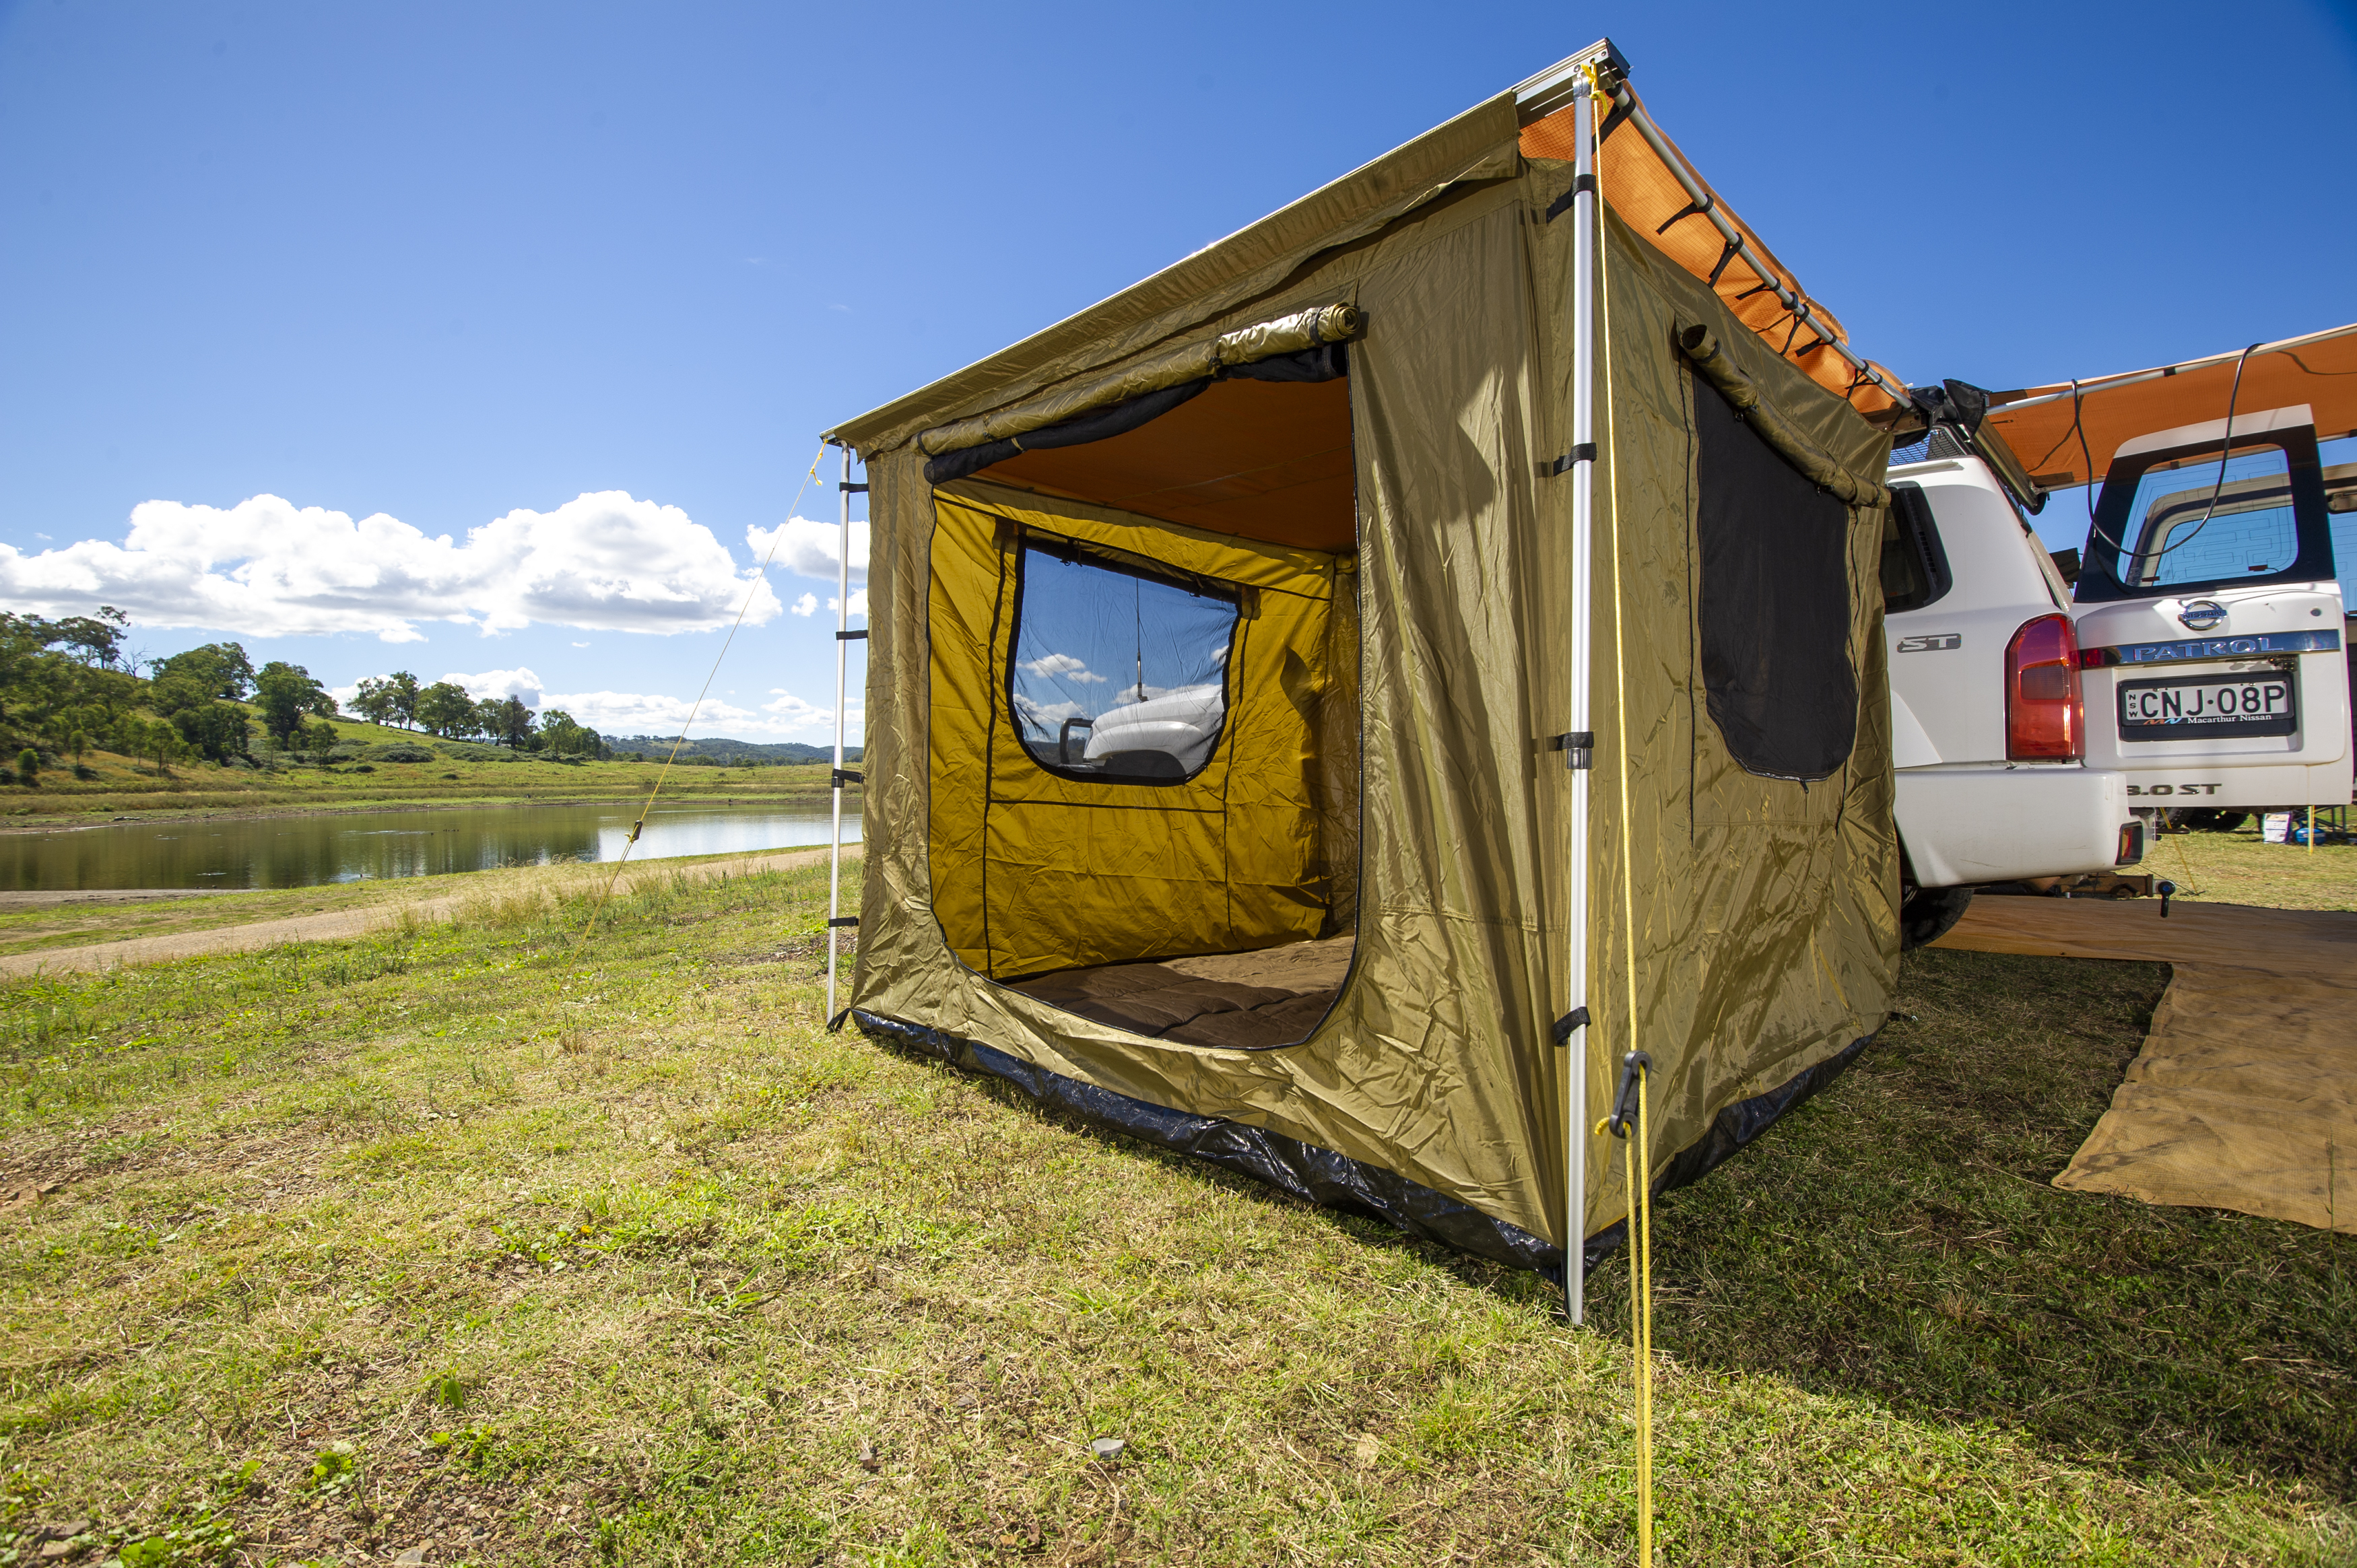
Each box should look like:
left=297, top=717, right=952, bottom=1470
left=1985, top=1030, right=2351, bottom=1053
left=1983, top=322, right=2357, bottom=492
left=820, top=40, right=1902, bottom=1311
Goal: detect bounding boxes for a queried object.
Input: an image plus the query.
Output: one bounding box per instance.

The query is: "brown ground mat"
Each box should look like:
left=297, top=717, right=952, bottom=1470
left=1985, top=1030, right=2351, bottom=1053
left=1933, top=897, right=2357, bottom=1232
left=1008, top=934, right=1355, bottom=1050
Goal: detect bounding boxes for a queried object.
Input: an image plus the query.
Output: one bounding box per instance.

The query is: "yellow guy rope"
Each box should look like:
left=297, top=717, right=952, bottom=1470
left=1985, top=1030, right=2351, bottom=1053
left=581, top=444, right=831, bottom=934
left=1593, top=69, right=1657, bottom=1566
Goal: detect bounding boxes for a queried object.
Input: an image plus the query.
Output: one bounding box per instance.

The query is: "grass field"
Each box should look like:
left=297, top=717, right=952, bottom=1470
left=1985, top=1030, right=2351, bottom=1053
left=2132, top=821, right=2357, bottom=912
left=0, top=712, right=846, bottom=823
left=0, top=861, right=2348, bottom=1565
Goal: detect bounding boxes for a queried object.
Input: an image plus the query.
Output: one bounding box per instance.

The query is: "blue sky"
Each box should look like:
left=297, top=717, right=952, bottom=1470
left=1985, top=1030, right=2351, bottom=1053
left=4, top=0, right=2354, bottom=743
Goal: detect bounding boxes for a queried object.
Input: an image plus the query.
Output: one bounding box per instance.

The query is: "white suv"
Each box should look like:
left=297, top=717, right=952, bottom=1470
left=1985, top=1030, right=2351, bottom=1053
left=1882, top=415, right=2137, bottom=947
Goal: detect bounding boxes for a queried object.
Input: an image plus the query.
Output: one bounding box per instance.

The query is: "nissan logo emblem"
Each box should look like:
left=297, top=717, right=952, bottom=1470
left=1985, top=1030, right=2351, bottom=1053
left=2177, top=600, right=2227, bottom=632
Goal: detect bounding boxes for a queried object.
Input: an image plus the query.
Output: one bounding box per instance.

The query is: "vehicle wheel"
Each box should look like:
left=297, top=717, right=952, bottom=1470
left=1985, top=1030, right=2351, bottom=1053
left=2210, top=811, right=2250, bottom=833
left=2169, top=808, right=2251, bottom=833
left=1898, top=885, right=1974, bottom=952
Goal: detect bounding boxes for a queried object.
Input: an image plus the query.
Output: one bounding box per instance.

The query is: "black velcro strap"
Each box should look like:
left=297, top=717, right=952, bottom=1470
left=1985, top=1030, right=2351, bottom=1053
left=838, top=481, right=868, bottom=493
left=1552, top=1007, right=1591, bottom=1044
left=835, top=629, right=867, bottom=641
left=1543, top=172, right=1597, bottom=223
left=1597, top=99, right=1632, bottom=144
left=1655, top=195, right=1715, bottom=236
left=831, top=768, right=863, bottom=788
left=1551, top=730, right=1595, bottom=770
left=826, top=916, right=859, bottom=929
left=1706, top=238, right=1744, bottom=287
left=1549, top=442, right=1597, bottom=476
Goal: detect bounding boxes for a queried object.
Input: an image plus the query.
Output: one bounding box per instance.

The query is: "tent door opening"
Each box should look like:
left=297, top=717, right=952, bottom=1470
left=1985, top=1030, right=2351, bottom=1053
left=923, top=368, right=1360, bottom=1047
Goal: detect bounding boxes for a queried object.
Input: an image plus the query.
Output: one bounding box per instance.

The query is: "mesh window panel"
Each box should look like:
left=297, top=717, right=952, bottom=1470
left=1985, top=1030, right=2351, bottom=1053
left=1693, top=379, right=1859, bottom=782
left=1010, top=542, right=1240, bottom=783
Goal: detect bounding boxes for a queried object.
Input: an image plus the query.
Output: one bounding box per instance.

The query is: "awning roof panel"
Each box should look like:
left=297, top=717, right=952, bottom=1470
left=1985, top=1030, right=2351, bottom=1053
left=1985, top=324, right=2357, bottom=489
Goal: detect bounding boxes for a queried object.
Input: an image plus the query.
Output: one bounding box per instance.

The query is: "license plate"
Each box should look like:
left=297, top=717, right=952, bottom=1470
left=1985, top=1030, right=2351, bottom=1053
left=2117, top=670, right=2297, bottom=740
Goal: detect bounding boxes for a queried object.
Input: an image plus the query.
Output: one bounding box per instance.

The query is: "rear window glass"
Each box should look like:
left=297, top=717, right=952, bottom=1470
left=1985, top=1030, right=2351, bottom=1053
left=1881, top=484, right=1952, bottom=613
left=1010, top=539, right=1240, bottom=783
left=2120, top=444, right=2298, bottom=589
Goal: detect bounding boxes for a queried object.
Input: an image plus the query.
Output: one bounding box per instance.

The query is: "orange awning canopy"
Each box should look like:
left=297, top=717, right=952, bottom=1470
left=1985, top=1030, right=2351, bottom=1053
left=1521, top=84, right=1905, bottom=418
left=1984, top=324, right=2357, bottom=491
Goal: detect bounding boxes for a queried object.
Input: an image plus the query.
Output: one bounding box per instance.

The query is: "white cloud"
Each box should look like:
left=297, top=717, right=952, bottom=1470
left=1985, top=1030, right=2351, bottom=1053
left=832, top=590, right=869, bottom=618
left=0, top=491, right=782, bottom=642
left=1014, top=693, right=1087, bottom=727
left=539, top=689, right=760, bottom=734
left=1020, top=652, right=1104, bottom=683
left=748, top=517, right=867, bottom=582
left=440, top=667, right=544, bottom=705
left=528, top=687, right=862, bottom=743
left=790, top=592, right=818, bottom=617
left=762, top=689, right=858, bottom=734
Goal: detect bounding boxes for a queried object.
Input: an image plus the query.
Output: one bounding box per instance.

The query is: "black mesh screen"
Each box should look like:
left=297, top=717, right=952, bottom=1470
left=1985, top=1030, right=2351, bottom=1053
left=1693, top=380, right=1858, bottom=782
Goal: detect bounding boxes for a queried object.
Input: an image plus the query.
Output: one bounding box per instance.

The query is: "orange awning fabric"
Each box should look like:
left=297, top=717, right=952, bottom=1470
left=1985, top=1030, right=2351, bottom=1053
left=1985, top=324, right=2357, bottom=490
left=1521, top=87, right=1904, bottom=418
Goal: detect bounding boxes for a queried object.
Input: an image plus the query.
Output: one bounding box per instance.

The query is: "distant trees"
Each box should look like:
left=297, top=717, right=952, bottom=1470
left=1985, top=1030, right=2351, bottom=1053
left=535, top=709, right=607, bottom=759
left=488, top=695, right=533, bottom=748
left=253, top=661, right=339, bottom=749
left=413, top=681, right=475, bottom=739
left=170, top=702, right=253, bottom=763
left=352, top=671, right=420, bottom=730
left=149, top=642, right=255, bottom=700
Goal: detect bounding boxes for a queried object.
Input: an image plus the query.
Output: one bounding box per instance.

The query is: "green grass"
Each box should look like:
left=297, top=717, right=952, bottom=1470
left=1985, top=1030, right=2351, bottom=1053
left=0, top=847, right=844, bottom=961
left=0, top=866, right=2347, bottom=1565
left=0, top=732, right=849, bottom=823
left=2131, top=822, right=2357, bottom=912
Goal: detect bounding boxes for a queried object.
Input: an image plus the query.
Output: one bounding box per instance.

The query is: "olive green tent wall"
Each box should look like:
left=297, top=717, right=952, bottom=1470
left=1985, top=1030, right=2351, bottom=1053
left=828, top=108, right=1896, bottom=1276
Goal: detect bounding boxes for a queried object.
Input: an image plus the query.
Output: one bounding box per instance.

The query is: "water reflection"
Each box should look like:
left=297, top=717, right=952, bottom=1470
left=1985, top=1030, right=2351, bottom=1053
left=0, top=802, right=863, bottom=891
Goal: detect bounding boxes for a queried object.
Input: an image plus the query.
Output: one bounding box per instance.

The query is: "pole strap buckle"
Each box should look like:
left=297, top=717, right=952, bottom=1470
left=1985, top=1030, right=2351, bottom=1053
left=832, top=768, right=863, bottom=788
left=1607, top=1051, right=1653, bottom=1138
left=826, top=916, right=859, bottom=930
left=1551, top=730, right=1594, bottom=770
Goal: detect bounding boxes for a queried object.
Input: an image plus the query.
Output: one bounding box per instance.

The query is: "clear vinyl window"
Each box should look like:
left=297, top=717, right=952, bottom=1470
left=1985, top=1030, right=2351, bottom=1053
left=1009, top=539, right=1241, bottom=783
left=2120, top=443, right=2298, bottom=589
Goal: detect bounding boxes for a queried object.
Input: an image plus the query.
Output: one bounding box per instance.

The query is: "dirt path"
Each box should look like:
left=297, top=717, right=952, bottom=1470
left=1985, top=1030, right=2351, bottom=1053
left=0, top=846, right=856, bottom=978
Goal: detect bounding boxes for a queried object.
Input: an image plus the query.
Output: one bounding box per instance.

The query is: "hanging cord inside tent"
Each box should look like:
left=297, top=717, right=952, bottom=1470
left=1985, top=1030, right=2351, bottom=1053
left=1592, top=100, right=1655, bottom=1568
left=2075, top=345, right=2260, bottom=576
left=580, top=444, right=830, bottom=935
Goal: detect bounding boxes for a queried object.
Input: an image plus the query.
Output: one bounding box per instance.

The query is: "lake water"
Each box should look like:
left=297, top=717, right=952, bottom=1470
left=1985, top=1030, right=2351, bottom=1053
left=0, top=801, right=863, bottom=892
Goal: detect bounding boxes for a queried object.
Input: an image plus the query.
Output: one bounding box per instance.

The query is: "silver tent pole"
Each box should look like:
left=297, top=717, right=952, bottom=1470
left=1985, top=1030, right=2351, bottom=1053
left=1562, top=69, right=1599, bottom=1327
left=825, top=444, right=853, bottom=1020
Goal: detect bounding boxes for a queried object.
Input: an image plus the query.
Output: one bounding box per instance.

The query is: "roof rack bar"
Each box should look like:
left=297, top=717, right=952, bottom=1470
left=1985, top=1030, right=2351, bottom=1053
left=1985, top=321, right=2357, bottom=414
left=1602, top=83, right=1912, bottom=411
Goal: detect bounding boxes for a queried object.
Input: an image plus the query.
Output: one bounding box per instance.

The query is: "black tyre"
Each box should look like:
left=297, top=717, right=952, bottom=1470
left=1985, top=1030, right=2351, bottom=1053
left=2168, top=807, right=2251, bottom=833
left=1898, top=885, right=1974, bottom=952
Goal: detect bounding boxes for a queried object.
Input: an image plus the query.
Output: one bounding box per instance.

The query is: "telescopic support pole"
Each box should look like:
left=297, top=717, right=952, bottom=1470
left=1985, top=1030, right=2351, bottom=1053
left=1562, top=71, right=1599, bottom=1326
left=826, top=444, right=853, bottom=1020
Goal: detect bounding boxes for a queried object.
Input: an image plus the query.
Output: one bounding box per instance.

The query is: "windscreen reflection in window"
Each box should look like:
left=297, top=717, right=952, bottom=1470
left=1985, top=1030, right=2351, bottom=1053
left=1011, top=543, right=1240, bottom=782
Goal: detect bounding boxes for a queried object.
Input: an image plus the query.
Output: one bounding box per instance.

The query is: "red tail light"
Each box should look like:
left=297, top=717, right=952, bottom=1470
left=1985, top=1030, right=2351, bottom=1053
left=2006, top=613, right=2084, bottom=760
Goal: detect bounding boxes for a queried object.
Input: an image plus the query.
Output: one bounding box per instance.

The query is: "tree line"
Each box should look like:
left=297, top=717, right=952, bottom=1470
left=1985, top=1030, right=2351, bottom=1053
left=0, top=610, right=611, bottom=779
left=345, top=673, right=605, bottom=757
